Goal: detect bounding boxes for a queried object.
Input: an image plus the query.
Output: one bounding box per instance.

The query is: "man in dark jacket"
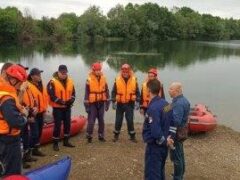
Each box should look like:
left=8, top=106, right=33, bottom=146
left=47, top=65, right=75, bottom=151
left=168, top=82, right=190, bottom=180
left=143, top=79, right=174, bottom=180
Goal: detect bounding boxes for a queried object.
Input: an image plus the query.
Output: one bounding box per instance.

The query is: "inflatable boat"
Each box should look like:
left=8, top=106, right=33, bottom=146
left=3, top=156, right=71, bottom=180
left=188, top=104, right=217, bottom=133
left=40, top=115, right=86, bottom=144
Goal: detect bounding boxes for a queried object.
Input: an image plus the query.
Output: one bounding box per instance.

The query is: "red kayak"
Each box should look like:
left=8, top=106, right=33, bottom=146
left=188, top=104, right=217, bottom=133
left=40, top=115, right=86, bottom=144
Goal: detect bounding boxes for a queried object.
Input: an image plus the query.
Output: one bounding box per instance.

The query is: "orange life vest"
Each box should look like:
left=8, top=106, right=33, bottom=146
left=22, top=86, right=35, bottom=108
left=141, top=81, right=150, bottom=108
left=48, top=77, right=74, bottom=108
left=0, top=77, right=22, bottom=136
left=28, top=82, right=48, bottom=113
left=87, top=72, right=107, bottom=103
left=141, top=79, right=164, bottom=108
left=115, top=74, right=137, bottom=103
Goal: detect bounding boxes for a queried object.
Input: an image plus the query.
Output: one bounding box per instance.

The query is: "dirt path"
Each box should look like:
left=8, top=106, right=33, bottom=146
left=29, top=124, right=240, bottom=180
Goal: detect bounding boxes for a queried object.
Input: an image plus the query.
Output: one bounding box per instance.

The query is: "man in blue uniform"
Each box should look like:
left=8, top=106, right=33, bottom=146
left=142, top=79, right=174, bottom=180
left=168, top=82, right=190, bottom=180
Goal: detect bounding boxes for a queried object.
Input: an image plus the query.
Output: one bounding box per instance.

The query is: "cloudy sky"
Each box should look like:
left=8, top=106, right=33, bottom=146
left=0, top=0, right=239, bottom=19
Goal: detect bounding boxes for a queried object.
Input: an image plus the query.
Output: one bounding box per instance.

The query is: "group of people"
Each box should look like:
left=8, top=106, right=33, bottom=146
left=0, top=61, right=190, bottom=180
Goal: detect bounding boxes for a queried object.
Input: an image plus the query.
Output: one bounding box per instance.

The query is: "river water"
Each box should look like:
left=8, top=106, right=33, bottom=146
left=0, top=40, right=239, bottom=131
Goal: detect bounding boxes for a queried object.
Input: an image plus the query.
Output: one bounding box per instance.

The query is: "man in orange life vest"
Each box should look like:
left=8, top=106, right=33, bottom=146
left=140, top=68, right=165, bottom=115
left=47, top=65, right=76, bottom=151
left=0, top=64, right=28, bottom=176
left=84, top=62, right=110, bottom=143
left=19, top=75, right=39, bottom=169
left=111, top=64, right=140, bottom=142
left=27, top=68, right=48, bottom=156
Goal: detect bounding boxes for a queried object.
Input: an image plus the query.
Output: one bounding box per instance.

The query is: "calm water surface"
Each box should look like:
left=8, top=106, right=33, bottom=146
left=0, top=41, right=239, bottom=131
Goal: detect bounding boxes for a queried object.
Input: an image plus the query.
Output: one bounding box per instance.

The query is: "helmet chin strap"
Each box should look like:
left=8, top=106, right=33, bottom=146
left=7, top=75, right=20, bottom=87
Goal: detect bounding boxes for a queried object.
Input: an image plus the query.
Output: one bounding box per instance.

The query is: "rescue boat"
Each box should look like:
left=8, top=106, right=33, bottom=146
left=3, top=157, right=71, bottom=180
left=40, top=115, right=86, bottom=144
left=188, top=104, right=217, bottom=133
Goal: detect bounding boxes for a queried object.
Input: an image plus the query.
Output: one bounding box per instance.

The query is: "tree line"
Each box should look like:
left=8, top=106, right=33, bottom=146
left=1, top=3, right=240, bottom=43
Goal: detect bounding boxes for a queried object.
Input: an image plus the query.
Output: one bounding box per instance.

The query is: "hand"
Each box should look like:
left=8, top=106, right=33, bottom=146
left=167, top=136, right=175, bottom=150
left=112, top=102, right=117, bottom=110
left=140, top=108, right=145, bottom=115
left=27, top=117, right=35, bottom=123
left=105, top=102, right=109, bottom=112
left=21, top=107, right=29, bottom=117
left=57, top=99, right=66, bottom=106
left=135, top=102, right=140, bottom=110
left=32, top=107, right=38, bottom=116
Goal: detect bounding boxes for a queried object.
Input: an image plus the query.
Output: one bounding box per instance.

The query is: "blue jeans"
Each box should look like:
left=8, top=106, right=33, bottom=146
left=170, top=141, right=185, bottom=180
left=144, top=144, right=168, bottom=180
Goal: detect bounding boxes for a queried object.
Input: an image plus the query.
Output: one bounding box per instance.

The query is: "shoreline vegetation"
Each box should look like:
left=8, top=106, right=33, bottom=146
left=30, top=123, right=240, bottom=180
left=0, top=3, right=240, bottom=44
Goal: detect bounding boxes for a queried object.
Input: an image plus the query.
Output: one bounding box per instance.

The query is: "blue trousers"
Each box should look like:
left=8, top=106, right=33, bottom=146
left=86, top=102, right=105, bottom=138
left=144, top=144, right=168, bottom=180
left=21, top=123, right=30, bottom=150
left=170, top=141, right=185, bottom=180
left=0, top=136, right=22, bottom=176
left=30, top=113, right=44, bottom=148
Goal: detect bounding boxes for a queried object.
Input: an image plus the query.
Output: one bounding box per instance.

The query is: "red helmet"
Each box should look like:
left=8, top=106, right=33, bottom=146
left=121, top=64, right=131, bottom=72
left=91, top=62, right=102, bottom=71
left=148, top=68, right=158, bottom=76
left=6, top=64, right=28, bottom=82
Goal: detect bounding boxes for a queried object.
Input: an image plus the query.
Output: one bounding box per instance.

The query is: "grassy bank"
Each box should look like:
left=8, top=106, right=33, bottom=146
left=29, top=124, right=240, bottom=180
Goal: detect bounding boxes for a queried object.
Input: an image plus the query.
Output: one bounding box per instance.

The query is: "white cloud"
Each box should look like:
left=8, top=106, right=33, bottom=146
left=0, top=0, right=239, bottom=19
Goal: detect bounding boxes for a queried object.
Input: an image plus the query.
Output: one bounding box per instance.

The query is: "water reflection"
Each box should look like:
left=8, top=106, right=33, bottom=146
left=0, top=40, right=240, bottom=131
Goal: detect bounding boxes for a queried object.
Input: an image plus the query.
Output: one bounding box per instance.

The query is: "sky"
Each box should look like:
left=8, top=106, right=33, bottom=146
left=0, top=0, right=239, bottom=19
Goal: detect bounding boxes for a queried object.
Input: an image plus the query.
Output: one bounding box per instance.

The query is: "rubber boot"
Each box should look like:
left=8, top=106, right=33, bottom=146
left=98, top=136, right=106, bottom=142
left=63, top=137, right=75, bottom=148
left=130, top=134, right=137, bottom=143
left=32, top=146, right=46, bottom=157
left=86, top=135, right=93, bottom=143
left=53, top=139, right=59, bottom=151
left=24, top=150, right=37, bottom=162
left=112, top=133, right=119, bottom=142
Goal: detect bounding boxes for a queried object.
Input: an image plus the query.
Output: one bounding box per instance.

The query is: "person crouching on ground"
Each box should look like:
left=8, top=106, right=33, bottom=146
left=84, top=62, right=110, bottom=143
left=142, top=79, right=174, bottom=180
left=168, top=82, right=190, bottom=180
left=47, top=65, right=76, bottom=151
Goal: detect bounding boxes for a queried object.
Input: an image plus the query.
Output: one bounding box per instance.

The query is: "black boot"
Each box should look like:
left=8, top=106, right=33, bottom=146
left=53, top=139, right=59, bottom=151
left=22, top=160, right=31, bottom=169
left=63, top=137, right=75, bottom=148
left=98, top=136, right=106, bottom=142
left=130, top=134, right=137, bottom=143
left=32, top=146, right=46, bottom=157
left=112, top=134, right=119, bottom=142
left=24, top=150, right=37, bottom=162
left=86, top=136, right=92, bottom=143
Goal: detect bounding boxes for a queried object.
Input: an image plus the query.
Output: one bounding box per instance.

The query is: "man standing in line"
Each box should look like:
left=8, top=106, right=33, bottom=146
left=111, top=64, right=140, bottom=142
left=168, top=82, right=190, bottom=180
left=140, top=68, right=165, bottom=115
left=84, top=62, right=110, bottom=143
left=47, top=65, right=75, bottom=151
left=142, top=79, right=174, bottom=180
left=28, top=68, right=48, bottom=156
left=0, top=64, right=28, bottom=176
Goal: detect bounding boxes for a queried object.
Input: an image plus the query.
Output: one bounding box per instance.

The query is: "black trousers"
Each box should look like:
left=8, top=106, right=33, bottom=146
left=0, top=136, right=21, bottom=177
left=114, top=102, right=135, bottom=136
left=52, top=107, right=71, bottom=139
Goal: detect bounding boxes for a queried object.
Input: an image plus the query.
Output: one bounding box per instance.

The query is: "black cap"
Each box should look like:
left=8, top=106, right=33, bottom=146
left=30, top=68, right=43, bottom=75
left=58, top=65, right=68, bottom=73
